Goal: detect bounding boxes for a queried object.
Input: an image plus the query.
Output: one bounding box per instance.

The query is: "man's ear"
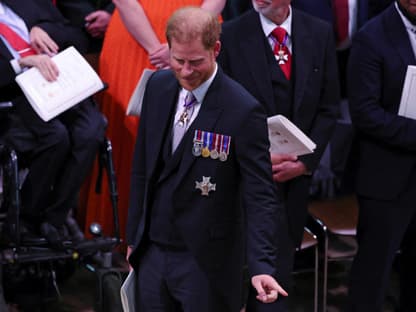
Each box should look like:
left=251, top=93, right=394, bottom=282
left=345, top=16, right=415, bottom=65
left=214, top=40, right=221, bottom=57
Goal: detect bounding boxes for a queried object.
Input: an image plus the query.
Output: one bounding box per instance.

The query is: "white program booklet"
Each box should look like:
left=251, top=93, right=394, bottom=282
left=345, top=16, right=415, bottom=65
left=15, top=46, right=105, bottom=122
left=120, top=270, right=136, bottom=312
left=398, top=65, right=416, bottom=120
left=267, top=114, right=316, bottom=156
left=126, top=68, right=155, bottom=116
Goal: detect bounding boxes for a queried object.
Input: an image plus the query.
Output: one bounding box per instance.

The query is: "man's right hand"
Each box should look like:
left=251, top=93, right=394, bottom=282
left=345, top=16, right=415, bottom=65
left=18, top=55, right=59, bottom=81
left=126, top=245, right=134, bottom=271
left=251, top=274, right=288, bottom=303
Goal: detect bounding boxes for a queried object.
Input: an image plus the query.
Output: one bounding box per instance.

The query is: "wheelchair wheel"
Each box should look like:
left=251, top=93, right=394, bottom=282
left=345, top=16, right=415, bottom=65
left=98, top=271, right=123, bottom=312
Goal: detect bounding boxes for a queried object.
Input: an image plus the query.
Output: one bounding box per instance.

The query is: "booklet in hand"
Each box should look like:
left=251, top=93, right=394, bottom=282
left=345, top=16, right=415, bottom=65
left=267, top=114, right=316, bottom=156
left=398, top=65, right=416, bottom=120
left=120, top=270, right=136, bottom=312
left=126, top=68, right=155, bottom=116
left=15, top=46, right=105, bottom=122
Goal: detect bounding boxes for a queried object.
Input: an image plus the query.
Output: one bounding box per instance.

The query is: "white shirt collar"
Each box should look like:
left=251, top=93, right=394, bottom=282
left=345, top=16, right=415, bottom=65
left=258, top=5, right=292, bottom=39
left=395, top=2, right=416, bottom=57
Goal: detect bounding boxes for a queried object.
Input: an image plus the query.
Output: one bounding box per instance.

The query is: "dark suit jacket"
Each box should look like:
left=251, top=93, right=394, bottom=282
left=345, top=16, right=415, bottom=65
left=368, top=0, right=394, bottom=18
left=56, top=0, right=114, bottom=52
left=218, top=9, right=340, bottom=245
left=348, top=4, right=416, bottom=200
left=127, top=68, right=280, bottom=311
left=0, top=0, right=88, bottom=103
left=292, top=0, right=369, bottom=31
left=57, top=0, right=114, bottom=28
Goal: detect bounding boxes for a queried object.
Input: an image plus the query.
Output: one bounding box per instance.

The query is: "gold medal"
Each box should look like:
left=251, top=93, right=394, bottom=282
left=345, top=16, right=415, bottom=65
left=202, top=147, right=210, bottom=158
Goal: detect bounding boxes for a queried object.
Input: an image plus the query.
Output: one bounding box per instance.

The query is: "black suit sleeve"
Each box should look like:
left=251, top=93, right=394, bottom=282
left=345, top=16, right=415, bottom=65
left=235, top=101, right=279, bottom=277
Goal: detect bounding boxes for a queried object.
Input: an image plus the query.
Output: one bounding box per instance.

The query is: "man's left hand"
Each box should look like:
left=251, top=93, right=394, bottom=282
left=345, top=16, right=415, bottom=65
left=85, top=11, right=112, bottom=38
left=251, top=274, right=288, bottom=303
left=272, top=159, right=308, bottom=182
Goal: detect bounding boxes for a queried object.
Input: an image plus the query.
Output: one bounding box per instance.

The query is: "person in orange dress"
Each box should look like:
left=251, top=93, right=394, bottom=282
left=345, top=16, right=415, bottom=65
left=83, top=0, right=225, bottom=243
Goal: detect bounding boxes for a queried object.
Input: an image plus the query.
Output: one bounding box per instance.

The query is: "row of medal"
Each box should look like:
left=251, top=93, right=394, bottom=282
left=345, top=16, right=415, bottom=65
left=192, top=130, right=231, bottom=161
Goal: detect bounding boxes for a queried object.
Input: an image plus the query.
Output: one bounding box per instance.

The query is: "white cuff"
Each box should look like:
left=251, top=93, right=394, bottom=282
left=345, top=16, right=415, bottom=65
left=10, top=58, right=23, bottom=74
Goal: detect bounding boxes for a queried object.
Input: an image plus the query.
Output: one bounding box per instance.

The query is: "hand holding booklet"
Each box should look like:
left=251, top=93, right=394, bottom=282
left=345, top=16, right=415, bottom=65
left=15, top=46, right=105, bottom=122
left=267, top=114, right=316, bottom=156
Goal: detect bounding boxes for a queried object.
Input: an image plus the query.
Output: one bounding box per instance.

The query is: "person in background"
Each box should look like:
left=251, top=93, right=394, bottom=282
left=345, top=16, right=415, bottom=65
left=0, top=0, right=105, bottom=249
left=82, top=0, right=225, bottom=248
left=218, top=0, right=340, bottom=310
left=126, top=7, right=288, bottom=311
left=346, top=1, right=416, bottom=311
left=56, top=0, right=114, bottom=53
left=222, top=0, right=252, bottom=21
left=291, top=0, right=369, bottom=197
left=292, top=0, right=368, bottom=98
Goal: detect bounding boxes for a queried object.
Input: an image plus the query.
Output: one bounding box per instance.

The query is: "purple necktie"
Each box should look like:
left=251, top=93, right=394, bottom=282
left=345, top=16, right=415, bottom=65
left=172, top=92, right=197, bottom=152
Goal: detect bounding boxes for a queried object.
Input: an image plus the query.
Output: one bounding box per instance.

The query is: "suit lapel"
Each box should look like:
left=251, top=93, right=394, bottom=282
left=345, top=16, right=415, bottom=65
left=146, top=76, right=179, bottom=179
left=384, top=6, right=416, bottom=68
left=240, top=11, right=275, bottom=111
left=292, top=9, right=314, bottom=114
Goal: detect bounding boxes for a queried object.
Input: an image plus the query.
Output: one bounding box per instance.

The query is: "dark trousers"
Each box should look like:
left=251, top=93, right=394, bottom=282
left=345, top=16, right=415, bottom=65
left=5, top=97, right=105, bottom=226
left=347, top=173, right=416, bottom=312
left=136, top=244, right=229, bottom=312
left=246, top=200, right=295, bottom=312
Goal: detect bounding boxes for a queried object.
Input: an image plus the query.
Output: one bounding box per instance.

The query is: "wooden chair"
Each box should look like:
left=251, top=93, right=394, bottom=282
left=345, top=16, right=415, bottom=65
left=307, top=194, right=359, bottom=311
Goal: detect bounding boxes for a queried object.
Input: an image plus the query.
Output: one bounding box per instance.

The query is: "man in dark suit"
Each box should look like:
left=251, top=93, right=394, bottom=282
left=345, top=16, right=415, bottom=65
left=292, top=0, right=368, bottom=97
left=57, top=0, right=114, bottom=53
left=126, top=6, right=288, bottom=312
left=347, top=1, right=416, bottom=311
left=218, top=0, right=340, bottom=310
left=0, top=0, right=105, bottom=248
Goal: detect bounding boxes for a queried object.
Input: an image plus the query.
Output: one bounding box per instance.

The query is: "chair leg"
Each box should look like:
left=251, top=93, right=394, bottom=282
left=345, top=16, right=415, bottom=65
left=1, top=146, right=20, bottom=246
left=322, top=232, right=328, bottom=312
left=314, top=242, right=319, bottom=312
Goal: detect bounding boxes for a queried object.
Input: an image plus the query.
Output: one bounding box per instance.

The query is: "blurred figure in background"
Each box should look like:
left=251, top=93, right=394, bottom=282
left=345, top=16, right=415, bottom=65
left=0, top=0, right=105, bottom=249
left=347, top=1, right=416, bottom=311
left=56, top=0, right=114, bottom=53
left=218, top=0, right=340, bottom=310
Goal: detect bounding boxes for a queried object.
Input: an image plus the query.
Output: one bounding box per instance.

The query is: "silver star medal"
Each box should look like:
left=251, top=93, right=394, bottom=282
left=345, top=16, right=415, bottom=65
left=195, top=176, right=216, bottom=196
left=276, top=49, right=288, bottom=65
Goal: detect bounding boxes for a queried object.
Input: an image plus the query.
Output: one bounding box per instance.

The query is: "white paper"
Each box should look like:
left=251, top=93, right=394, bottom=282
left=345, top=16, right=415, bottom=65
left=15, top=46, right=104, bottom=122
left=120, top=270, right=136, bottom=312
left=126, top=68, right=155, bottom=116
left=267, top=114, right=316, bottom=156
left=398, top=65, right=416, bottom=120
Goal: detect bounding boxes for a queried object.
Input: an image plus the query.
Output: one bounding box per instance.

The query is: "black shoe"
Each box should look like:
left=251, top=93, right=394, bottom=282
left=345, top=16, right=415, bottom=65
left=40, top=222, right=64, bottom=250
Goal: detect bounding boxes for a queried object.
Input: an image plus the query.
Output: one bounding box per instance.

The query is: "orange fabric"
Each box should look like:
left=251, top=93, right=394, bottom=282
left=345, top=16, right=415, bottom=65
left=82, top=0, right=202, bottom=245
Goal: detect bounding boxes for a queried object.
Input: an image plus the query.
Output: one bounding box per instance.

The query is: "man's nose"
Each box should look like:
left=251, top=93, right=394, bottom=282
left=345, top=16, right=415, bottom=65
left=181, top=63, right=193, bottom=76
